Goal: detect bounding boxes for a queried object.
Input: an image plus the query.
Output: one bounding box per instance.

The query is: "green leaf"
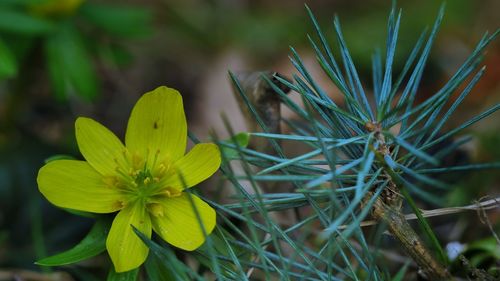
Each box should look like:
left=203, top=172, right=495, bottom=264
left=0, top=0, right=43, bottom=6
left=0, top=8, right=54, bottom=35
left=44, top=32, right=68, bottom=100
left=220, top=132, right=250, bottom=159
left=466, top=237, right=500, bottom=259
left=45, top=24, right=99, bottom=100
left=80, top=3, right=152, bottom=38
left=107, top=267, right=139, bottom=281
left=36, top=218, right=110, bottom=266
left=144, top=254, right=177, bottom=281
left=0, top=38, right=18, bottom=78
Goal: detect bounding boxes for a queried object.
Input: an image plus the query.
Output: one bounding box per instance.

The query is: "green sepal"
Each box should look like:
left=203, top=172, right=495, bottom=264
left=44, top=154, right=76, bottom=164
left=63, top=208, right=97, bottom=218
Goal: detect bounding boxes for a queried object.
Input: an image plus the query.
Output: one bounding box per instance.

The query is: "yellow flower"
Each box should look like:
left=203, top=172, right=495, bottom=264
left=30, top=0, right=85, bottom=17
left=37, top=86, right=221, bottom=272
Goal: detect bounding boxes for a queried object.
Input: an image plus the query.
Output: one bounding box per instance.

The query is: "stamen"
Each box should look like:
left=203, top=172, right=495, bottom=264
left=103, top=176, right=118, bottom=187
left=142, top=148, right=150, bottom=169
left=128, top=168, right=140, bottom=177
left=148, top=203, right=164, bottom=217
left=122, top=148, right=130, bottom=159
left=112, top=200, right=125, bottom=210
left=115, top=166, right=134, bottom=182
left=151, top=149, right=160, bottom=170
left=131, top=152, right=143, bottom=170
left=157, top=163, right=166, bottom=177
left=163, top=186, right=182, bottom=198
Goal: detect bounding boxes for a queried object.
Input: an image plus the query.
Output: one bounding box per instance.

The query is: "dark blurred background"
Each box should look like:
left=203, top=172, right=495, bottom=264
left=0, top=0, right=498, bottom=280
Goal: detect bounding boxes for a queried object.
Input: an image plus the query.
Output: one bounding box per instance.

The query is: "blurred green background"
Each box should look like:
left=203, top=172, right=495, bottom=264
left=0, top=0, right=498, bottom=280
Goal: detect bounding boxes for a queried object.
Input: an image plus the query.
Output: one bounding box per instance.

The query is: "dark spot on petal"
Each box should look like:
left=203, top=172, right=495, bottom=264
left=153, top=121, right=158, bottom=129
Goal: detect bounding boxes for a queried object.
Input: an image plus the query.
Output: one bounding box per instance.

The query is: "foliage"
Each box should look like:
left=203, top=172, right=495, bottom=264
left=201, top=3, right=498, bottom=279
left=7, top=1, right=499, bottom=280
left=0, top=0, right=151, bottom=100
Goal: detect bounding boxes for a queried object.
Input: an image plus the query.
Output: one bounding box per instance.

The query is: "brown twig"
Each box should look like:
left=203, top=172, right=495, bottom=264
left=458, top=255, right=497, bottom=281
left=366, top=121, right=452, bottom=280
left=370, top=196, right=452, bottom=280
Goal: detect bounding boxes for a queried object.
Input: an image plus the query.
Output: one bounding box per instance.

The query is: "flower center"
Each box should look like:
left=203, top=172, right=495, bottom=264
left=134, top=169, right=154, bottom=187
left=106, top=149, right=183, bottom=212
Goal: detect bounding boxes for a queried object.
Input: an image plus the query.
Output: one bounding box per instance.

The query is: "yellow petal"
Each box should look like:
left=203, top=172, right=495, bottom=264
left=125, top=86, right=187, bottom=168
left=162, top=143, right=221, bottom=189
left=152, top=194, right=215, bottom=251
left=37, top=160, right=124, bottom=213
left=107, top=201, right=152, bottom=272
left=75, top=117, right=127, bottom=176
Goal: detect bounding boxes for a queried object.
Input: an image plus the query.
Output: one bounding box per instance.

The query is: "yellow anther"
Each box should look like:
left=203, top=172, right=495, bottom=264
left=164, top=187, right=181, bottom=198
left=148, top=203, right=164, bottom=217
left=112, top=200, right=125, bottom=210
left=143, top=177, right=151, bottom=185
left=122, top=148, right=130, bottom=158
left=157, top=163, right=166, bottom=176
left=128, top=169, right=140, bottom=177
left=103, top=176, right=118, bottom=187
left=151, top=149, right=161, bottom=170
left=153, top=177, right=160, bottom=183
left=131, top=153, right=143, bottom=170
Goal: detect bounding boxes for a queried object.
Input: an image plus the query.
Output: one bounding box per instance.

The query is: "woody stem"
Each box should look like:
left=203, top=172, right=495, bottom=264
left=369, top=124, right=451, bottom=280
